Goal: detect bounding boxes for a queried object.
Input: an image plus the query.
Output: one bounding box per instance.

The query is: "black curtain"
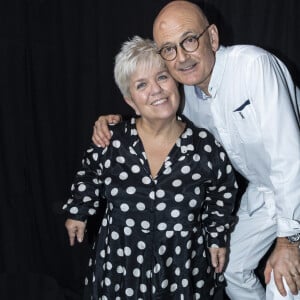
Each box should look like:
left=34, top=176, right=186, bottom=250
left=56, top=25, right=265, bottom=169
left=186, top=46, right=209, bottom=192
left=0, top=1, right=299, bottom=299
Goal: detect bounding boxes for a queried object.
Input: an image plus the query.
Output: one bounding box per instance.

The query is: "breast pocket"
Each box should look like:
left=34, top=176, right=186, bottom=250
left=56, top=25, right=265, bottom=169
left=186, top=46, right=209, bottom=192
left=232, top=99, right=261, bottom=144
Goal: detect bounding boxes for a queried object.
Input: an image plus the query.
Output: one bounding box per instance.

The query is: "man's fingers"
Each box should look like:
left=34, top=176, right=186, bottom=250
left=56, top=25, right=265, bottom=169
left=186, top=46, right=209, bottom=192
left=273, top=272, right=287, bottom=297
left=92, top=115, right=117, bottom=147
left=264, top=263, right=272, bottom=284
left=284, top=273, right=300, bottom=295
left=68, top=231, right=76, bottom=246
left=209, top=248, right=226, bottom=273
left=76, top=227, right=85, bottom=243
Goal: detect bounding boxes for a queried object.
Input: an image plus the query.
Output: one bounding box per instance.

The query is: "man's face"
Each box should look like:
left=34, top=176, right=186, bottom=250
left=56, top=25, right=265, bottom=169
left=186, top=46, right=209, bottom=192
left=153, top=9, right=219, bottom=92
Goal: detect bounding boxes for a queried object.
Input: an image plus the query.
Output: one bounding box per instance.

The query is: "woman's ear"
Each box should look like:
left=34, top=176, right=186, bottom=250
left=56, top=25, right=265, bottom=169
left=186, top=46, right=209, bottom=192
left=208, top=24, right=219, bottom=52
left=124, top=97, right=140, bottom=115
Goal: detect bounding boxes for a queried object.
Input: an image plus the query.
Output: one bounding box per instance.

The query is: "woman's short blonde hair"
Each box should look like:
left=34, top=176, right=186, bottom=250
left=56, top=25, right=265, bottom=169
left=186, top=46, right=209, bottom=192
left=114, top=36, right=165, bottom=98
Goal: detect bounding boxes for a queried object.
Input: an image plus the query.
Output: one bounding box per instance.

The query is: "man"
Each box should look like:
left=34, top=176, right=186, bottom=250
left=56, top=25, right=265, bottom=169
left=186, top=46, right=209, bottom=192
left=92, top=1, right=300, bottom=299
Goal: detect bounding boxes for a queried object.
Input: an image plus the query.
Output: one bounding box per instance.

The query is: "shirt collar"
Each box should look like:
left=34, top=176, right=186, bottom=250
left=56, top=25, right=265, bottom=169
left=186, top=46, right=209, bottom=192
left=193, top=45, right=227, bottom=100
left=208, top=45, right=227, bottom=98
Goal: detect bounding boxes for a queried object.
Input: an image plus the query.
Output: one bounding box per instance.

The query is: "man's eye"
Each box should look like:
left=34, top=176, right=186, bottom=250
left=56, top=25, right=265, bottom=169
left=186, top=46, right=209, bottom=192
left=162, top=46, right=175, bottom=54
left=184, top=36, right=196, bottom=44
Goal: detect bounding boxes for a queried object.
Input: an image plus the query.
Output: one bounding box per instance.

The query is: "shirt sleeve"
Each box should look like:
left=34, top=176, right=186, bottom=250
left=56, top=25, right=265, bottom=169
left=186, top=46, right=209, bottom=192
left=62, top=143, right=106, bottom=222
left=247, top=52, right=300, bottom=236
left=200, top=131, right=239, bottom=248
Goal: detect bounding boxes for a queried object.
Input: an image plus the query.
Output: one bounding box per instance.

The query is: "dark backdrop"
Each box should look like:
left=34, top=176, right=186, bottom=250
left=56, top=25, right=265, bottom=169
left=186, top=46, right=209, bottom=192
left=0, top=1, right=299, bottom=299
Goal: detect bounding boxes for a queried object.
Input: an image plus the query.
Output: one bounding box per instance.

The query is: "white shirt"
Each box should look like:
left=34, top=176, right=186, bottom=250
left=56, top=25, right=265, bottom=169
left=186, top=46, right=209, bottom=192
left=183, top=45, right=300, bottom=237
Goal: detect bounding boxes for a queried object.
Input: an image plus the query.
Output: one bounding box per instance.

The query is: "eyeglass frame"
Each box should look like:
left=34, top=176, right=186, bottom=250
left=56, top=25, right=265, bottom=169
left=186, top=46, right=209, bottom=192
left=157, top=25, right=211, bottom=61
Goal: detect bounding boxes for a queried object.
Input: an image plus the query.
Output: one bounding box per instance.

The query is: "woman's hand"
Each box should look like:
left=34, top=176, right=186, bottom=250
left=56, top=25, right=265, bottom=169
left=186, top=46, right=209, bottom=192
left=65, top=219, right=87, bottom=246
left=92, top=114, right=122, bottom=147
left=209, top=247, right=227, bottom=273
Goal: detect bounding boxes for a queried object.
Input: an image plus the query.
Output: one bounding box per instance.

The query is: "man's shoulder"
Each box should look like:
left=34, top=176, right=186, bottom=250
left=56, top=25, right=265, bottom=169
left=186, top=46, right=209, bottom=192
left=222, top=44, right=270, bottom=60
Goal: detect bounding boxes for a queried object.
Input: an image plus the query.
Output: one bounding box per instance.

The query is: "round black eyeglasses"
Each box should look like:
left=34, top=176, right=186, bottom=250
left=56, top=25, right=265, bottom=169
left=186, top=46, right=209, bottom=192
left=157, top=25, right=210, bottom=61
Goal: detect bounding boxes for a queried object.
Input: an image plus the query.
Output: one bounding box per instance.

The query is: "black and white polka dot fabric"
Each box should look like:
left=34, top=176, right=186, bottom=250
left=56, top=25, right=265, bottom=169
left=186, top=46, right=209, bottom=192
left=63, top=117, right=237, bottom=300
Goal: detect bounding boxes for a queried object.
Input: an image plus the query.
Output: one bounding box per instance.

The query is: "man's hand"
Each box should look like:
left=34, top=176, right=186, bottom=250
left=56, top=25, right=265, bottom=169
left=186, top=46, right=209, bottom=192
left=65, top=219, right=87, bottom=246
left=209, top=247, right=227, bottom=273
left=264, top=237, right=300, bottom=296
left=92, top=114, right=122, bottom=147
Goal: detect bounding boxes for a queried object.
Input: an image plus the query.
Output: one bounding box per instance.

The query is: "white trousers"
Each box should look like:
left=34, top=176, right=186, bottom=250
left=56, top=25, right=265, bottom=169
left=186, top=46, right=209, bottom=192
left=224, top=196, right=300, bottom=300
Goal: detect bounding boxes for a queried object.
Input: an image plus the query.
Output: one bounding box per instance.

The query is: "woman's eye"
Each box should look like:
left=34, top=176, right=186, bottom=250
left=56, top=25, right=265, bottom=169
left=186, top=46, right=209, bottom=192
left=158, top=73, right=168, bottom=81
left=136, top=82, right=146, bottom=89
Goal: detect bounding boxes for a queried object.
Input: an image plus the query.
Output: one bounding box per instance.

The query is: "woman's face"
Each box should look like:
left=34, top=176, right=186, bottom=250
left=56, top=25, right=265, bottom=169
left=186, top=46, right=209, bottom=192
left=125, top=64, right=180, bottom=122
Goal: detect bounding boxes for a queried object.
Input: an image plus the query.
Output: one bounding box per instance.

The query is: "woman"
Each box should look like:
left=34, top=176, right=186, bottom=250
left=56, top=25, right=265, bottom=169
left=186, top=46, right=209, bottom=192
left=63, top=36, right=237, bottom=300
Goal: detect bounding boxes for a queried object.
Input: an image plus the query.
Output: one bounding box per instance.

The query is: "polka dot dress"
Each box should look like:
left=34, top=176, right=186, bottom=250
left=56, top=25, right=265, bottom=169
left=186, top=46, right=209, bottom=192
left=63, top=117, right=237, bottom=300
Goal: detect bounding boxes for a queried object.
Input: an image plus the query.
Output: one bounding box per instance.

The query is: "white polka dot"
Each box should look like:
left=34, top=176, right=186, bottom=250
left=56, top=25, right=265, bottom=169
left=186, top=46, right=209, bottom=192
left=126, top=186, right=136, bottom=194
left=204, top=145, right=212, bottom=152
left=137, top=241, right=146, bottom=250
left=136, top=202, right=146, bottom=211
left=174, top=194, right=184, bottom=202
left=125, top=288, right=134, bottom=296
left=88, top=208, right=96, bottom=215
left=158, top=245, right=166, bottom=255
left=181, top=165, right=191, bottom=174
left=111, top=231, right=119, bottom=240
left=156, top=202, right=166, bottom=211
left=182, top=278, right=189, bottom=287
left=137, top=255, right=144, bottom=264
left=166, top=257, right=173, bottom=267
left=154, top=263, right=161, bottom=273
left=119, top=172, right=128, bottom=180
left=104, top=159, right=111, bottom=168
left=157, top=223, right=167, bottom=230
left=126, top=219, right=135, bottom=227
left=189, top=199, right=197, bottom=207
left=116, top=156, right=125, bottom=163
left=70, top=207, right=78, bottom=214
left=192, top=173, right=201, bottom=180
left=220, top=152, right=225, bottom=161
left=194, top=187, right=200, bottom=195
left=199, top=131, right=207, bottom=138
left=120, top=203, right=129, bottom=212
left=112, top=140, right=121, bottom=148
left=161, top=279, right=168, bottom=288
left=78, top=184, right=86, bottom=192
left=174, top=223, right=183, bottom=231
left=104, top=177, right=112, bottom=185
left=175, top=246, right=181, bottom=255
left=83, top=196, right=92, bottom=202
left=111, top=188, right=118, bottom=196
left=124, top=227, right=132, bottom=236
left=193, top=268, right=199, bottom=275
left=226, top=164, right=232, bottom=173
left=193, top=154, right=200, bottom=162
left=142, top=176, right=151, bottom=184
left=175, top=267, right=181, bottom=276
left=172, top=179, right=182, bottom=187
left=124, top=247, right=131, bottom=256
left=196, top=280, right=205, bottom=288
left=131, top=165, right=141, bottom=173
left=171, top=209, right=180, bottom=218
left=217, top=200, right=224, bottom=207
left=170, top=283, right=178, bottom=292
left=156, top=189, right=165, bottom=198
left=166, top=231, right=174, bottom=238
left=141, top=221, right=150, bottom=229
left=224, top=192, right=232, bottom=199
left=117, top=249, right=124, bottom=257
left=133, top=268, right=140, bottom=277
left=149, top=191, right=155, bottom=200
left=116, top=265, right=123, bottom=273
left=188, top=214, right=195, bottom=221
left=104, top=277, right=111, bottom=286
left=140, top=284, right=147, bottom=293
